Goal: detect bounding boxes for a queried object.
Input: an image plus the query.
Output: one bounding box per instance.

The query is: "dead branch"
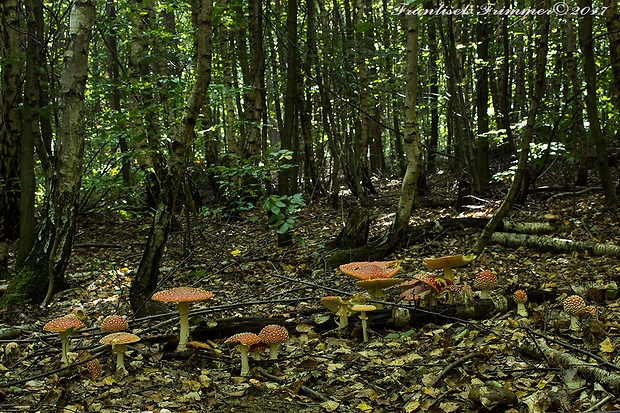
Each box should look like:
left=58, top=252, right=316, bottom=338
left=490, top=232, right=620, bottom=257
left=520, top=340, right=620, bottom=393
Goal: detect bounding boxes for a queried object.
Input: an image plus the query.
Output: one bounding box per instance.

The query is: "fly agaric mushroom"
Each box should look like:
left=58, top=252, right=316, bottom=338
left=584, top=305, right=597, bottom=316
left=339, top=261, right=401, bottom=280
left=474, top=270, right=498, bottom=299
left=258, top=325, right=289, bottom=360
left=152, top=287, right=214, bottom=351
left=563, top=295, right=586, bottom=331
left=101, top=315, right=128, bottom=333
left=85, top=359, right=102, bottom=381
left=412, top=273, right=449, bottom=306
left=100, top=332, right=140, bottom=376
left=351, top=304, right=377, bottom=342
left=423, top=254, right=475, bottom=283
left=225, top=332, right=260, bottom=376
left=43, top=316, right=86, bottom=366
left=320, top=296, right=353, bottom=328
left=513, top=290, right=528, bottom=317
left=355, top=278, right=403, bottom=309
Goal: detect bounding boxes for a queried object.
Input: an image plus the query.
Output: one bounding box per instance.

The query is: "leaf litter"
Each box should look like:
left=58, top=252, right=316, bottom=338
left=0, top=180, right=619, bottom=412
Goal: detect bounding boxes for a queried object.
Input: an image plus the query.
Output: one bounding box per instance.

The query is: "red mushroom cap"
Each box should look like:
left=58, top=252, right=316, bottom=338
left=413, top=273, right=447, bottom=292
left=473, top=270, right=498, bottom=290
left=513, top=290, right=527, bottom=304
left=100, top=332, right=140, bottom=346
left=85, top=359, right=102, bottom=380
left=225, top=332, right=260, bottom=346
left=584, top=305, right=597, bottom=315
left=339, top=261, right=401, bottom=280
left=152, top=287, right=214, bottom=303
left=563, top=295, right=586, bottom=316
left=258, top=325, right=289, bottom=345
left=44, top=316, right=86, bottom=333
left=101, top=315, right=128, bottom=333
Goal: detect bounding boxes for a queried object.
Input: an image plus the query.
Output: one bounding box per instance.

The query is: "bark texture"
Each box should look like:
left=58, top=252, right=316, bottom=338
left=2, top=0, right=96, bottom=307
left=130, top=0, right=213, bottom=317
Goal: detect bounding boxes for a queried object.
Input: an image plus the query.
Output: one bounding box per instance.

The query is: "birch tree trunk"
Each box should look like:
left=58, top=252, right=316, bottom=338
left=472, top=0, right=550, bottom=256
left=130, top=0, right=213, bottom=317
left=2, top=0, right=96, bottom=308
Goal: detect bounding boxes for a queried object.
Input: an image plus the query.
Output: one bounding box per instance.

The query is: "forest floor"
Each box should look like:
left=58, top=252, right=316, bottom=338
left=1, top=173, right=620, bottom=413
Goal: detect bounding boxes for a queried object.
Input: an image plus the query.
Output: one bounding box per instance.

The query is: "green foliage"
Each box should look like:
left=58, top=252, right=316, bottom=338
left=262, top=193, right=306, bottom=234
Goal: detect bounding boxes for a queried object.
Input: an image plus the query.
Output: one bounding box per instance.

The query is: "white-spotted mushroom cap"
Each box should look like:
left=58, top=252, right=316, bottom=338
left=101, top=315, right=128, bottom=333
left=584, top=305, right=597, bottom=316
left=100, top=332, right=140, bottom=346
left=513, top=290, right=528, bottom=317
left=85, top=359, right=102, bottom=381
left=563, top=295, right=586, bottom=331
left=258, top=325, right=289, bottom=360
left=44, top=316, right=85, bottom=334
left=339, top=261, right=401, bottom=280
left=152, top=287, right=214, bottom=303
left=473, top=270, right=498, bottom=299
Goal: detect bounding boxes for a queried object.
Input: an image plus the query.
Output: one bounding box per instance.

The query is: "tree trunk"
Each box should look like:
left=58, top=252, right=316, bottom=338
left=579, top=0, right=620, bottom=208
left=475, top=0, right=490, bottom=194
left=490, top=232, right=620, bottom=257
left=278, top=0, right=299, bottom=196
left=130, top=0, right=213, bottom=317
left=2, top=0, right=96, bottom=308
left=244, top=0, right=264, bottom=161
left=565, top=16, right=589, bottom=186
left=0, top=0, right=22, bottom=244
left=603, top=0, right=620, bottom=110
left=328, top=13, right=420, bottom=265
left=472, top=0, right=550, bottom=256
left=17, top=0, right=43, bottom=268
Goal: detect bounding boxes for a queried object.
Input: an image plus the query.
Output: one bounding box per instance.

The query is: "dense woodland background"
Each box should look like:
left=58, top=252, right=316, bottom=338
left=3, top=0, right=620, bottom=411
left=1, top=0, right=620, bottom=310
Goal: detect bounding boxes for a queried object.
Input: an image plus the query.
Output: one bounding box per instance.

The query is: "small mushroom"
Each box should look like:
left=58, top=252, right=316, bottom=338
left=43, top=316, right=86, bottom=366
left=473, top=270, right=498, bottom=299
left=412, top=273, right=449, bottom=306
left=85, top=359, right=102, bottom=381
left=351, top=304, right=377, bottom=342
left=563, top=295, right=586, bottom=331
left=584, top=305, right=597, bottom=317
left=513, top=290, right=528, bottom=317
left=225, top=332, right=260, bottom=376
left=100, top=332, right=140, bottom=376
left=257, top=325, right=289, bottom=360
left=423, top=254, right=475, bottom=283
left=320, top=296, right=352, bottom=328
left=152, top=287, right=214, bottom=351
left=101, top=315, right=128, bottom=333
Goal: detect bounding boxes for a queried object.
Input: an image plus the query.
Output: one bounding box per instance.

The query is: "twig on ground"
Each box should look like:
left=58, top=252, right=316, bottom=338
left=429, top=352, right=487, bottom=387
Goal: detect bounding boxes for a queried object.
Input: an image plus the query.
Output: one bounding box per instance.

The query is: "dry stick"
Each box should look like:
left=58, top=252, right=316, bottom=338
left=524, top=327, right=620, bottom=372
left=429, top=352, right=487, bottom=387
left=584, top=394, right=615, bottom=412
left=259, top=370, right=355, bottom=413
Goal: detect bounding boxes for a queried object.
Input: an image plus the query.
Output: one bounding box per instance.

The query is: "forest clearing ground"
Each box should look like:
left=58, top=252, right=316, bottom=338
left=1, top=176, right=620, bottom=412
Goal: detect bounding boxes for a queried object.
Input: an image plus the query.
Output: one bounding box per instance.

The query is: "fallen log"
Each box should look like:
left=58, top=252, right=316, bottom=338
left=490, top=232, right=620, bottom=257
left=520, top=340, right=620, bottom=393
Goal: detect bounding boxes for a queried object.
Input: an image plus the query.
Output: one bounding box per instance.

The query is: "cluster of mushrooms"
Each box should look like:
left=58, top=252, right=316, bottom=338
left=322, top=255, right=599, bottom=340
left=42, top=286, right=290, bottom=379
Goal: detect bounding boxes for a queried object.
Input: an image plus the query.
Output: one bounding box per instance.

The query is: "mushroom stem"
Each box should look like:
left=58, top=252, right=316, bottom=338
left=239, top=344, right=250, bottom=376
left=113, top=344, right=127, bottom=372
left=480, top=289, right=490, bottom=300
left=516, top=303, right=528, bottom=317
left=366, top=288, right=384, bottom=309
left=268, top=344, right=279, bottom=360
left=569, top=315, right=580, bottom=331
left=359, top=312, right=369, bottom=342
left=443, top=268, right=454, bottom=283
left=176, top=302, right=191, bottom=351
left=59, top=331, right=70, bottom=366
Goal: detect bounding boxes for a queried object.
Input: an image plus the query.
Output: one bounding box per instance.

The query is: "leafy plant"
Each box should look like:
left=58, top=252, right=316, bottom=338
left=262, top=193, right=305, bottom=234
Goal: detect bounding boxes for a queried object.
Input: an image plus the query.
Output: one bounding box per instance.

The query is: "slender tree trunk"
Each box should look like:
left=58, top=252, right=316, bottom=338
left=0, top=0, right=22, bottom=246
left=244, top=0, right=264, bottom=161
left=565, top=16, right=589, bottom=186
left=221, top=26, right=239, bottom=169
left=426, top=3, right=439, bottom=173
left=473, top=0, right=550, bottom=255
left=475, top=0, right=490, bottom=194
left=130, top=0, right=213, bottom=317
left=579, top=0, right=620, bottom=208
left=18, top=0, right=43, bottom=268
left=2, top=0, right=96, bottom=308
left=279, top=0, right=299, bottom=196
left=603, top=0, right=620, bottom=110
